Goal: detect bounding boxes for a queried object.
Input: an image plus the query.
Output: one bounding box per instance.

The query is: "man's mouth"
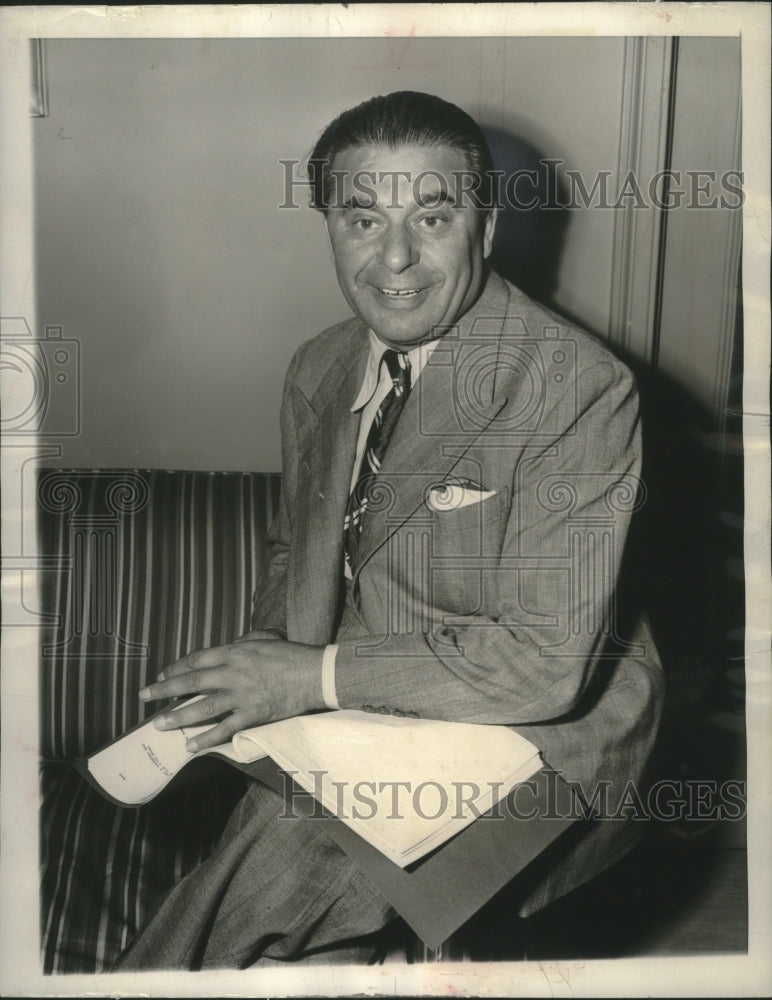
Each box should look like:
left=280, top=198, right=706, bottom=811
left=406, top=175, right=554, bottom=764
left=378, top=288, right=423, bottom=299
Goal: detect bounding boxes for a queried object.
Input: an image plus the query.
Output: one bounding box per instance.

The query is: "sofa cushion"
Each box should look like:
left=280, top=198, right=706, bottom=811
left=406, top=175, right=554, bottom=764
left=38, top=470, right=281, bottom=760
left=37, top=469, right=280, bottom=972
left=40, top=760, right=247, bottom=973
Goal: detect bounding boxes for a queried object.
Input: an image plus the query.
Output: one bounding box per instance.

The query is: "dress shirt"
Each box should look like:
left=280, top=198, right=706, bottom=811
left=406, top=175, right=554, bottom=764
left=322, top=331, right=441, bottom=709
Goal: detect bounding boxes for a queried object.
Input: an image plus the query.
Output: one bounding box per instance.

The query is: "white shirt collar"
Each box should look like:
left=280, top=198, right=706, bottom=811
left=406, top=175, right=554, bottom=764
left=350, top=330, right=441, bottom=412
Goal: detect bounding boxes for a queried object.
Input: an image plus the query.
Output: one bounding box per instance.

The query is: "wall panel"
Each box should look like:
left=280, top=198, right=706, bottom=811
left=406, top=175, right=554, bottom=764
left=33, top=36, right=741, bottom=469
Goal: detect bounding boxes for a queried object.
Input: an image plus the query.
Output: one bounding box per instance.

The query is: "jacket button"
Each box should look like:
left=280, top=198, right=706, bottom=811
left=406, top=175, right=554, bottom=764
left=362, top=704, right=376, bottom=713
left=375, top=706, right=390, bottom=715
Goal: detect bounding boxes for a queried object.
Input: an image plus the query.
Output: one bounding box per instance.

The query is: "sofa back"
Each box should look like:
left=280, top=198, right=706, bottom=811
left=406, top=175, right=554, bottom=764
left=38, top=470, right=281, bottom=759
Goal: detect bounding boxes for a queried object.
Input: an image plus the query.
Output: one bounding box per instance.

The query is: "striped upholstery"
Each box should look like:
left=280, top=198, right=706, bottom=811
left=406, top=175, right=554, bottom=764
left=40, top=762, right=247, bottom=972
left=39, top=470, right=281, bottom=759
left=38, top=470, right=281, bottom=972
left=37, top=469, right=495, bottom=971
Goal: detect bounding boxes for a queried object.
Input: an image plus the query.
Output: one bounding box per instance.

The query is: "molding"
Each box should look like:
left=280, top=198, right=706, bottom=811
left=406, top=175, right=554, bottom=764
left=714, top=82, right=743, bottom=437
left=29, top=38, right=49, bottom=118
left=608, top=36, right=674, bottom=361
left=654, top=37, right=744, bottom=425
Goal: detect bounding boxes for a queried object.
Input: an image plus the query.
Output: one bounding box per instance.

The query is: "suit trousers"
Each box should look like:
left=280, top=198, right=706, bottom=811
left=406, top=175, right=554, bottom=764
left=115, top=584, right=397, bottom=971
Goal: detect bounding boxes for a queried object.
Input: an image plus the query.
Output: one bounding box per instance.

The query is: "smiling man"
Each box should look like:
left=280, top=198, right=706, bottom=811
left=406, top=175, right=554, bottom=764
left=322, top=142, right=495, bottom=349
left=117, top=91, right=663, bottom=969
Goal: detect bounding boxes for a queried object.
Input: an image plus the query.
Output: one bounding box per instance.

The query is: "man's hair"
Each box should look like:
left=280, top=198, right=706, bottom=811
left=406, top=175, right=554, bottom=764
left=308, top=91, right=495, bottom=212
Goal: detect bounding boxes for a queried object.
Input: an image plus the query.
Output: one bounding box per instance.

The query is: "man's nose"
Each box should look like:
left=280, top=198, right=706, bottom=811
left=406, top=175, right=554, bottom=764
left=378, top=224, right=419, bottom=272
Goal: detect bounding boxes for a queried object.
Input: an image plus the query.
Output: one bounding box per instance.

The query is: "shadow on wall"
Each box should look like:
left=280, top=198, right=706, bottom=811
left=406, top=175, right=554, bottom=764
left=477, top=125, right=746, bottom=952
left=481, top=125, right=571, bottom=313
left=484, top=122, right=745, bottom=811
left=623, top=342, right=746, bottom=795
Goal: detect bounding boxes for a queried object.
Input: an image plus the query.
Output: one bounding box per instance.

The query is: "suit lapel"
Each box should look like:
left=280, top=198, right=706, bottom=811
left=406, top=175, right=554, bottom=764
left=287, top=322, right=369, bottom=643
left=354, top=272, right=512, bottom=579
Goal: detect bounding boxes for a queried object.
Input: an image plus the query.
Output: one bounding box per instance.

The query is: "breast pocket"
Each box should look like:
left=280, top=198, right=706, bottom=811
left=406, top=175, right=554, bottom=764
left=416, top=492, right=507, bottom=617
left=428, top=490, right=504, bottom=554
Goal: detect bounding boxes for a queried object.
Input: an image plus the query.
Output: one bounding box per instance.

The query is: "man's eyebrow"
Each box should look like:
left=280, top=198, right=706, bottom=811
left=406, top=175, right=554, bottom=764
left=414, top=189, right=459, bottom=209
left=339, top=196, right=380, bottom=211
left=338, top=191, right=461, bottom=211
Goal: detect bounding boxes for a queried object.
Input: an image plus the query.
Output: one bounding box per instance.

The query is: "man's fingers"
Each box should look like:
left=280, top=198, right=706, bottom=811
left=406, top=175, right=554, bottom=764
left=160, top=645, right=231, bottom=682
left=152, top=692, right=233, bottom=732
left=139, top=663, right=225, bottom=703
left=141, top=645, right=232, bottom=695
left=151, top=638, right=271, bottom=688
left=183, top=715, right=247, bottom=754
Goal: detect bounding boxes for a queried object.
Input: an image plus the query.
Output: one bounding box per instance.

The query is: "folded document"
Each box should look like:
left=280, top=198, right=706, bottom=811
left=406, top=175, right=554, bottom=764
left=82, top=702, right=542, bottom=868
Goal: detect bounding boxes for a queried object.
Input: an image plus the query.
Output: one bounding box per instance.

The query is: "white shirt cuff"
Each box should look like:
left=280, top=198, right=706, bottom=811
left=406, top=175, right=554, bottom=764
left=321, top=644, right=340, bottom=710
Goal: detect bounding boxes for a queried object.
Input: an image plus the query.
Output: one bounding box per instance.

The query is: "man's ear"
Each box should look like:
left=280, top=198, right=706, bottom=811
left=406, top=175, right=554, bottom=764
left=482, top=209, right=498, bottom=259
left=323, top=215, right=336, bottom=258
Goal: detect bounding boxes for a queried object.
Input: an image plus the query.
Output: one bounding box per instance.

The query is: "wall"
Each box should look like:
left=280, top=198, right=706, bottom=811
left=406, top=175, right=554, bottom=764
left=34, top=36, right=631, bottom=471
left=34, top=36, right=740, bottom=471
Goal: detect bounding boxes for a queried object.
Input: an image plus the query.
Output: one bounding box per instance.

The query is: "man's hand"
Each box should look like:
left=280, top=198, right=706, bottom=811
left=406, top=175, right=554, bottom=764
left=138, top=631, right=326, bottom=752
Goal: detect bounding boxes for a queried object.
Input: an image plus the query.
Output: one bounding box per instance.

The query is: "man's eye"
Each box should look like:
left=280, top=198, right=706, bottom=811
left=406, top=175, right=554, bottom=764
left=352, top=217, right=378, bottom=231
left=417, top=215, right=447, bottom=230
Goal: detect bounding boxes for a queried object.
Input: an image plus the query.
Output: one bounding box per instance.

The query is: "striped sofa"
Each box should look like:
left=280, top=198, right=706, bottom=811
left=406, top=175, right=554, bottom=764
left=38, top=468, right=624, bottom=971
left=38, top=469, right=281, bottom=973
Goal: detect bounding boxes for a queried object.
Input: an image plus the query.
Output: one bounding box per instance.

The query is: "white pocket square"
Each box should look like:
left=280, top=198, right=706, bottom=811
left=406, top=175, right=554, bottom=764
left=426, top=480, right=497, bottom=512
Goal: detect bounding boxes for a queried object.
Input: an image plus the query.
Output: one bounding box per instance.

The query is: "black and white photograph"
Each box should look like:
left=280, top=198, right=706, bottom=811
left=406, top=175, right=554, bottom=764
left=0, top=4, right=769, bottom=997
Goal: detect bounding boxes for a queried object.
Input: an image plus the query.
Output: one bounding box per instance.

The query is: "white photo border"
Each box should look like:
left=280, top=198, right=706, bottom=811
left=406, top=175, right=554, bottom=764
left=1, top=4, right=769, bottom=997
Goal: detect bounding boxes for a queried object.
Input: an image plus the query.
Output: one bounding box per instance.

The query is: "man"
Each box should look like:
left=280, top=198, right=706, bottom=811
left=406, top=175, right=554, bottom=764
left=118, top=91, right=663, bottom=969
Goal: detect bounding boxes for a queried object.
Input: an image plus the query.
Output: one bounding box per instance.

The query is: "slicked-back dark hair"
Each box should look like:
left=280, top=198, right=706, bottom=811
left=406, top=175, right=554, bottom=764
left=308, top=91, right=495, bottom=212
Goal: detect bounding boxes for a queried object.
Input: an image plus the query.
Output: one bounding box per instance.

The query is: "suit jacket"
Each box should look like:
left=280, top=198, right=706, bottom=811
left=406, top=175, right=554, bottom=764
left=252, top=269, right=664, bottom=916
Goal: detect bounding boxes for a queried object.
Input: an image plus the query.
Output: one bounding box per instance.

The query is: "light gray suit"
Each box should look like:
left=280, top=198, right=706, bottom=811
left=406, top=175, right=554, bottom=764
left=253, top=269, right=664, bottom=916
left=118, top=270, right=664, bottom=968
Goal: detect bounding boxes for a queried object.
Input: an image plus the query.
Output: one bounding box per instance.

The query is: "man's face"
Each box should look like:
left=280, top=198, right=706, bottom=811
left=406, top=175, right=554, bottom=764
left=324, top=143, right=496, bottom=349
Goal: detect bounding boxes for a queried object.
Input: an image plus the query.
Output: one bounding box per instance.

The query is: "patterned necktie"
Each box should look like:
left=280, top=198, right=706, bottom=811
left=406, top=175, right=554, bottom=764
left=343, top=348, right=412, bottom=575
